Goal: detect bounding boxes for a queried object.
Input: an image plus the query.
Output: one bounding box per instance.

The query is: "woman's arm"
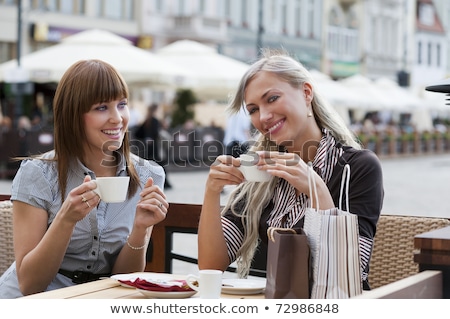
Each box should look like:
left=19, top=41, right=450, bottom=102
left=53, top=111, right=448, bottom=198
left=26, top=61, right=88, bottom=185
left=14, top=202, right=73, bottom=295
left=198, top=155, right=244, bottom=271
left=341, top=150, right=384, bottom=238
left=14, top=176, right=97, bottom=295
left=112, top=177, right=168, bottom=274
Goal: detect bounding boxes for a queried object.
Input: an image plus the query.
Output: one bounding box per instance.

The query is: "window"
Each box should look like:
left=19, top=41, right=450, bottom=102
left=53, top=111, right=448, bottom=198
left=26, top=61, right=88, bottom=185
left=0, top=42, right=14, bottom=64
left=60, top=0, right=72, bottom=13
left=31, top=0, right=45, bottom=10
left=428, top=42, right=432, bottom=66
left=123, top=0, right=133, bottom=20
left=241, top=0, right=248, bottom=27
left=102, top=0, right=134, bottom=20
left=35, top=0, right=86, bottom=15
left=282, top=1, right=287, bottom=33
left=225, top=0, right=231, bottom=17
left=436, top=43, right=441, bottom=67
left=177, top=0, right=186, bottom=15
left=295, top=0, right=301, bottom=36
left=46, top=0, right=57, bottom=11
left=308, top=0, right=314, bottom=37
left=156, top=0, right=163, bottom=12
left=417, top=41, right=422, bottom=64
left=199, top=0, right=205, bottom=14
left=419, top=3, right=434, bottom=26
left=329, top=7, right=339, bottom=26
left=76, top=0, right=85, bottom=14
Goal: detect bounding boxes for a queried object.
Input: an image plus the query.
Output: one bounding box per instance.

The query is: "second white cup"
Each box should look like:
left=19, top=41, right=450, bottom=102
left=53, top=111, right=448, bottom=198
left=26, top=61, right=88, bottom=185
left=93, top=176, right=130, bottom=203
left=186, top=269, right=223, bottom=299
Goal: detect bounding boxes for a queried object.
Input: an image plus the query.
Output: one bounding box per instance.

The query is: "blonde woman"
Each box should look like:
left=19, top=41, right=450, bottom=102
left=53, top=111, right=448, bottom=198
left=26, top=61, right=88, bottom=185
left=198, top=50, right=383, bottom=290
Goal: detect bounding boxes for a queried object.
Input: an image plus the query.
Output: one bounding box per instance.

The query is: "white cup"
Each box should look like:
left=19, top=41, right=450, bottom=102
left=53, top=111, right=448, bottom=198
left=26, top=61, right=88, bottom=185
left=238, top=153, right=271, bottom=182
left=93, top=176, right=130, bottom=203
left=186, top=269, right=223, bottom=299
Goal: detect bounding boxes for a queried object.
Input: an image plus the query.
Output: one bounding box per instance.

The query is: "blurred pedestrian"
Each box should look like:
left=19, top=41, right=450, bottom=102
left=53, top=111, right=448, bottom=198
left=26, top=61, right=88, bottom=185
left=135, top=103, right=173, bottom=189
left=127, top=103, right=143, bottom=138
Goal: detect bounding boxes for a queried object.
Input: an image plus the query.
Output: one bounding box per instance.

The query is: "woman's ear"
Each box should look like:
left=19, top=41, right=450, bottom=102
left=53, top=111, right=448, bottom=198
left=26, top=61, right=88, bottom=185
left=303, top=82, right=313, bottom=103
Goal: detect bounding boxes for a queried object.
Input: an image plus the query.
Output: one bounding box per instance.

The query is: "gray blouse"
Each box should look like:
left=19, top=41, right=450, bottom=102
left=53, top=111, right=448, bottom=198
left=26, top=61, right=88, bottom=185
left=0, top=151, right=164, bottom=298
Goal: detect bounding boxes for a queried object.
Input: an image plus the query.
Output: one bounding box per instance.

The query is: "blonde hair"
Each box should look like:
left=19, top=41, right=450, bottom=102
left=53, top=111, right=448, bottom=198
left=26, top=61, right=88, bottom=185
left=223, top=49, right=361, bottom=277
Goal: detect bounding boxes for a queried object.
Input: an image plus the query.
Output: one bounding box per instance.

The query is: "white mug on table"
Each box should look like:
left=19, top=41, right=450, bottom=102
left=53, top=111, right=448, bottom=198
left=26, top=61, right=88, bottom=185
left=186, top=269, right=223, bottom=299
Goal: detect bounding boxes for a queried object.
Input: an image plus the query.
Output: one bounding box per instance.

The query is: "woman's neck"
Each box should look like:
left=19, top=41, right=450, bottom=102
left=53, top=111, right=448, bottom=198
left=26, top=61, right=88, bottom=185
left=82, top=150, right=119, bottom=177
left=292, top=126, right=323, bottom=163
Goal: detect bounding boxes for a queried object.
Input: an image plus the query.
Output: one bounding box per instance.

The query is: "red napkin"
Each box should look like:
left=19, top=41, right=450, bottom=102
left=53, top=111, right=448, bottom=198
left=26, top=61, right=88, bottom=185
left=119, top=278, right=195, bottom=292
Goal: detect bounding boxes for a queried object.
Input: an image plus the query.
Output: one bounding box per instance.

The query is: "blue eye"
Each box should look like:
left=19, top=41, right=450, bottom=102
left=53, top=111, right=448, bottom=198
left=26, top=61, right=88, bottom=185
left=96, top=105, right=107, bottom=111
left=268, top=95, right=279, bottom=103
left=118, top=102, right=128, bottom=109
left=248, top=107, right=257, bottom=115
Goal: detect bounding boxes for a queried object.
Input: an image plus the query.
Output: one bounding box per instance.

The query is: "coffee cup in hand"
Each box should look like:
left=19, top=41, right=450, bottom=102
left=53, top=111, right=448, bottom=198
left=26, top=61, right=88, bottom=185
left=93, top=176, right=130, bottom=203
left=238, top=153, right=271, bottom=182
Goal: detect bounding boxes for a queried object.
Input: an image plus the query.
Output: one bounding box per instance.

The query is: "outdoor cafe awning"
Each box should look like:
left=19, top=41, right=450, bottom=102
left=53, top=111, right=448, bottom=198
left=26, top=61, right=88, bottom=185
left=0, top=29, right=190, bottom=87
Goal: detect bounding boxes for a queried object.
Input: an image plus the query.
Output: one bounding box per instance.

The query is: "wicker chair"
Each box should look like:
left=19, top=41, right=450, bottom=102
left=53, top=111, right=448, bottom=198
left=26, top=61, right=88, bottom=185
left=0, top=199, right=14, bottom=275
left=369, top=214, right=450, bottom=289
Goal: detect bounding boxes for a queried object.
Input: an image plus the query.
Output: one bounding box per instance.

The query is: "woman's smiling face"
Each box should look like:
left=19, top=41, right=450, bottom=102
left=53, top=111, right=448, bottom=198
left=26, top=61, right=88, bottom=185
left=83, top=98, right=129, bottom=155
left=244, top=71, right=314, bottom=153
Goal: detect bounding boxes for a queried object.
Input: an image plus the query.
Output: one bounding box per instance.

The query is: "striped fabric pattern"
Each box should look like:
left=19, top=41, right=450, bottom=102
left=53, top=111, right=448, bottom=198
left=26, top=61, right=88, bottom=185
left=222, top=129, right=371, bottom=282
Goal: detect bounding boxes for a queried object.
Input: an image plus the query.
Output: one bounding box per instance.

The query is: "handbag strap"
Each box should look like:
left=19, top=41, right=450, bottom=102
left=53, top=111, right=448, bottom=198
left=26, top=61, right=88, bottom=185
left=307, top=162, right=319, bottom=211
left=267, top=227, right=296, bottom=242
left=338, top=164, right=351, bottom=212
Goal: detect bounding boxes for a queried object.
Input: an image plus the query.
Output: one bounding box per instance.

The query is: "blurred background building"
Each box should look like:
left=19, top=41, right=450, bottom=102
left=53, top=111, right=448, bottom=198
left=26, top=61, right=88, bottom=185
left=0, top=1, right=448, bottom=84
left=1, top=0, right=450, bottom=176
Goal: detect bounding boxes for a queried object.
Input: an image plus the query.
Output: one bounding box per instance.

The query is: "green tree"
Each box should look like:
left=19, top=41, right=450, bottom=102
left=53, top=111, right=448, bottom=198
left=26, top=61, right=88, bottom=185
left=170, top=88, right=197, bottom=128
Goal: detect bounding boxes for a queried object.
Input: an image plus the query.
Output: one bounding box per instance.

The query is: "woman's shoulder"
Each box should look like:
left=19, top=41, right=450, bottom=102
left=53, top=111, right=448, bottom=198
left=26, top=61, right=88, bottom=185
left=130, top=153, right=165, bottom=176
left=341, top=146, right=381, bottom=166
left=16, top=151, right=57, bottom=175
left=338, top=146, right=383, bottom=179
left=12, top=151, right=59, bottom=202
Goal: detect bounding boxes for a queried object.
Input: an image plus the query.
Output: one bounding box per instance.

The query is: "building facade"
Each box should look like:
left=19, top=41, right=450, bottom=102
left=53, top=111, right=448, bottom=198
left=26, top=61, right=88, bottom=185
left=0, top=0, right=448, bottom=90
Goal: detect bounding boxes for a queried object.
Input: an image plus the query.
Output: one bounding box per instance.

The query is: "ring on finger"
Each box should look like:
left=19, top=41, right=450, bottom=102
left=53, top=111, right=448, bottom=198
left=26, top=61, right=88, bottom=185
left=158, top=202, right=163, bottom=209
left=81, top=194, right=87, bottom=203
left=85, top=200, right=91, bottom=208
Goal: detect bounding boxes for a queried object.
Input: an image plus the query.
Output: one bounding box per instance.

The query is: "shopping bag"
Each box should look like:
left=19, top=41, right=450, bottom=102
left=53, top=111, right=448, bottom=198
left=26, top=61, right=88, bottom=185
left=303, top=163, right=362, bottom=299
left=265, top=227, right=310, bottom=299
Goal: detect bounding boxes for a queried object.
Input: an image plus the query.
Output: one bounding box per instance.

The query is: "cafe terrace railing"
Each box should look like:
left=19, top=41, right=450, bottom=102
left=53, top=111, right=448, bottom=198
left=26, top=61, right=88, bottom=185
left=1, top=126, right=450, bottom=179
left=357, top=128, right=450, bottom=158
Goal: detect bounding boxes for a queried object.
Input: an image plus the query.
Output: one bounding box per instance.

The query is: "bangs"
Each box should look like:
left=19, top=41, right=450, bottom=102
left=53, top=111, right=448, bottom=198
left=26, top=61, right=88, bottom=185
left=77, top=60, right=128, bottom=110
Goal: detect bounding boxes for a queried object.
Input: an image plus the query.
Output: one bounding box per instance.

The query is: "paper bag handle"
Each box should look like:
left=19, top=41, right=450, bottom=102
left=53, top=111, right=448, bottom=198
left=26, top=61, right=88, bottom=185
left=267, top=227, right=296, bottom=242
left=307, top=162, right=319, bottom=211
left=338, top=164, right=351, bottom=212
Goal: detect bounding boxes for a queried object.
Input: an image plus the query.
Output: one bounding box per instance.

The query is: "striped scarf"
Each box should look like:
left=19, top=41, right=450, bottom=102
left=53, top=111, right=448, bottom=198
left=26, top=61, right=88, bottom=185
left=267, top=129, right=344, bottom=228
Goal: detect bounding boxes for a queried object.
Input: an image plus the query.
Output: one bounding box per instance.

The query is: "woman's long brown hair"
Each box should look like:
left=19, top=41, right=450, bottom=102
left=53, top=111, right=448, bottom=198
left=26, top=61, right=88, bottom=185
left=52, top=59, right=140, bottom=201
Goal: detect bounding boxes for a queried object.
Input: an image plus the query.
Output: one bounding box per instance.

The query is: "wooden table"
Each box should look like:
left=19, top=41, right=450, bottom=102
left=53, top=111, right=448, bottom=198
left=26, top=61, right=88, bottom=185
left=20, top=273, right=265, bottom=299
left=414, top=225, right=450, bottom=299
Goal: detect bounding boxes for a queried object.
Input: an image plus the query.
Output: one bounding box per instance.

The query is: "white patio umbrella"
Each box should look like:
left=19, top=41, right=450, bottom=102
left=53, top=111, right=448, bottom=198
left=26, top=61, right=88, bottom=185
left=339, top=74, right=392, bottom=111
left=0, top=29, right=190, bottom=86
left=309, top=69, right=365, bottom=108
left=309, top=69, right=366, bottom=125
left=374, top=77, right=422, bottom=112
left=156, top=40, right=250, bottom=100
